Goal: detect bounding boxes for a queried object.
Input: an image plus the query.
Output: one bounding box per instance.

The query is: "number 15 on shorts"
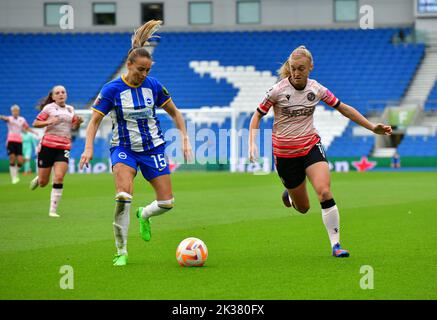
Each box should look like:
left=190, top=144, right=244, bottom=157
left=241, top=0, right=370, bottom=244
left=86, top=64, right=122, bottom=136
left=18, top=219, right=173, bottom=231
left=151, top=154, right=167, bottom=171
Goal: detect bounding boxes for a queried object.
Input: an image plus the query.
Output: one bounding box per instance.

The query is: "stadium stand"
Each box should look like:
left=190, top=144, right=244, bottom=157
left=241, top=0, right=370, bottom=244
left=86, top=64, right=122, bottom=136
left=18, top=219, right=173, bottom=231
left=424, top=81, right=437, bottom=112
left=326, top=123, right=375, bottom=157
left=397, top=134, right=437, bottom=156
left=0, top=28, right=425, bottom=159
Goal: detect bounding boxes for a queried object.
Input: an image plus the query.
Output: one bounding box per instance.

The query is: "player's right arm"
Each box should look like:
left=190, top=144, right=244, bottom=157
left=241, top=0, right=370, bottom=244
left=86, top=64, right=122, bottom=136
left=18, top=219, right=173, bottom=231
left=79, top=84, right=114, bottom=169
left=249, top=111, right=263, bottom=163
left=79, top=111, right=104, bottom=169
left=0, top=115, right=9, bottom=122
left=33, top=106, right=60, bottom=128
left=249, top=86, right=276, bottom=163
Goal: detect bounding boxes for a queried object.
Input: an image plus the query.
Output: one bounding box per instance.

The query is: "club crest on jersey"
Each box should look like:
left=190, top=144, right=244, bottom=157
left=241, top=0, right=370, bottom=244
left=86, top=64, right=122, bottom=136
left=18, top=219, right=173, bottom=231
left=118, top=152, right=127, bottom=160
left=307, top=92, right=316, bottom=101
left=146, top=97, right=153, bottom=106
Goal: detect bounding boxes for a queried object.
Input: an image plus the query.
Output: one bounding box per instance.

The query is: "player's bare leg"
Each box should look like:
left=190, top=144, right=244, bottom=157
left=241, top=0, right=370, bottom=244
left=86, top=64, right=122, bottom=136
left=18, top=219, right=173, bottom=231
left=306, top=161, right=349, bottom=257
left=137, top=174, right=174, bottom=242
left=30, top=166, right=52, bottom=190
left=283, top=179, right=310, bottom=213
left=112, top=163, right=136, bottom=266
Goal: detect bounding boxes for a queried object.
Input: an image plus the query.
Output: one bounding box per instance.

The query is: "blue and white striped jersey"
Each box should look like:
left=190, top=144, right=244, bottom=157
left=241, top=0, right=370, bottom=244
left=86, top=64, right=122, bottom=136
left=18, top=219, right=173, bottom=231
left=92, top=75, right=172, bottom=152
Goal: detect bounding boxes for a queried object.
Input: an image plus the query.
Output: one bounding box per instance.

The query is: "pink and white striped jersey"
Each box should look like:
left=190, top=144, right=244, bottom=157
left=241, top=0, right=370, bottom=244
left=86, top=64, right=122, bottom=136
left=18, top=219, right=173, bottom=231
left=258, top=78, right=340, bottom=158
left=36, top=103, right=79, bottom=150
left=6, top=116, right=29, bottom=143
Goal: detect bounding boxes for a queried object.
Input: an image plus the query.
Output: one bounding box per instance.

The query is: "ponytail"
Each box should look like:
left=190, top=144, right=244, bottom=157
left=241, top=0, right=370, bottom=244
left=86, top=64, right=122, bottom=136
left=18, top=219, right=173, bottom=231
left=37, top=89, right=55, bottom=111
left=36, top=85, right=65, bottom=111
left=127, top=20, right=162, bottom=63
left=279, top=60, right=291, bottom=79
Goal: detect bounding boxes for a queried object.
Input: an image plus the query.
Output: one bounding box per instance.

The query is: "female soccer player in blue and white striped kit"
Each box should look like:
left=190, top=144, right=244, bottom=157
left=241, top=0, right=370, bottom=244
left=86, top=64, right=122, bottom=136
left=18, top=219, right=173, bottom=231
left=80, top=20, right=192, bottom=266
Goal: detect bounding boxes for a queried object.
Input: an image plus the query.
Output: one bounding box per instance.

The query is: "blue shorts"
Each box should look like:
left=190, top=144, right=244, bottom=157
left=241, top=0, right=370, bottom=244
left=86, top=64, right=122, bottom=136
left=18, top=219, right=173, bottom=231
left=110, top=144, right=170, bottom=181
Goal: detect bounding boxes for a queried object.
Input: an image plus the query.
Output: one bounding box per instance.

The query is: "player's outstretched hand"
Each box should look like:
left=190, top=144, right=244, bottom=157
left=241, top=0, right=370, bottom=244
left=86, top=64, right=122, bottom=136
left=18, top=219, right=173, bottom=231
left=249, top=143, right=258, bottom=163
left=75, top=116, right=84, bottom=126
left=79, top=149, right=93, bottom=169
left=182, top=137, right=193, bottom=163
left=373, top=123, right=392, bottom=135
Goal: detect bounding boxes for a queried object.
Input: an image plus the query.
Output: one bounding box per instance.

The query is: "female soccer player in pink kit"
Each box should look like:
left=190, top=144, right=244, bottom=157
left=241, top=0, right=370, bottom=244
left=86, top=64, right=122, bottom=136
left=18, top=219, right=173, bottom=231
left=1, top=105, right=36, bottom=184
left=30, top=85, right=83, bottom=217
left=249, top=46, right=392, bottom=258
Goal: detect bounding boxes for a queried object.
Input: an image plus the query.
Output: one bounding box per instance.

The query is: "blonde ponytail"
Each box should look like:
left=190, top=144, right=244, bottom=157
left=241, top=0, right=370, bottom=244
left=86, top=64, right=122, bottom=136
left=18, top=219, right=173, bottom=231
left=131, top=20, right=162, bottom=50
left=128, top=20, right=162, bottom=63
left=279, top=60, right=291, bottom=79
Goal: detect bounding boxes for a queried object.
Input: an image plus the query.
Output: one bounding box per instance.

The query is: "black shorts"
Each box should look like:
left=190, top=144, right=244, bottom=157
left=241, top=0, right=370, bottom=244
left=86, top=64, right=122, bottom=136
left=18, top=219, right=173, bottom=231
left=7, top=142, right=23, bottom=156
left=275, top=141, right=328, bottom=189
left=37, top=145, right=70, bottom=168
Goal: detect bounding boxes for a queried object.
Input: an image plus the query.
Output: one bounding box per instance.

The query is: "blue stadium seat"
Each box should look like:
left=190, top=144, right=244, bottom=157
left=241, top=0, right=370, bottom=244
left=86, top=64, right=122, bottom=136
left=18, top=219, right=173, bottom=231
left=397, top=135, right=437, bottom=156
left=0, top=28, right=425, bottom=160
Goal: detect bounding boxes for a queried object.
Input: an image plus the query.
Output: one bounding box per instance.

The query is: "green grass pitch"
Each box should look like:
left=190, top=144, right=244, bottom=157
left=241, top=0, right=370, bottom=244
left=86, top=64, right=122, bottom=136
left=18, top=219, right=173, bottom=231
left=0, top=171, right=436, bottom=299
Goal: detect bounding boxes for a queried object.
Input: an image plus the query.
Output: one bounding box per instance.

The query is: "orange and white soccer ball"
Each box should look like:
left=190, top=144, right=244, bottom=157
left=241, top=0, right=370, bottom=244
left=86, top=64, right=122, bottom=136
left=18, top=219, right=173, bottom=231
left=176, top=237, right=208, bottom=267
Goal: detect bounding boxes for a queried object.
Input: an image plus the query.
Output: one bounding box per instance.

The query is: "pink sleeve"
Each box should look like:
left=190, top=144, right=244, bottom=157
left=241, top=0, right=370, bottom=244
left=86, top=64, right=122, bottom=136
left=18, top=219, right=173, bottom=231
left=36, top=107, right=50, bottom=121
left=319, top=84, right=340, bottom=107
left=72, top=115, right=79, bottom=125
left=258, top=86, right=277, bottom=114
left=23, top=119, right=29, bottom=129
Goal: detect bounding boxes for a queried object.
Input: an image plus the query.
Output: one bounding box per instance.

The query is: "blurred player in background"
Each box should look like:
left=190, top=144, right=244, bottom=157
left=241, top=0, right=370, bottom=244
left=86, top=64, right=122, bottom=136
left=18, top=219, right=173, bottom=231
left=30, top=85, right=83, bottom=217
left=80, top=20, right=193, bottom=266
left=0, top=105, right=36, bottom=184
left=22, top=130, right=39, bottom=174
left=391, top=152, right=401, bottom=169
left=249, top=46, right=392, bottom=258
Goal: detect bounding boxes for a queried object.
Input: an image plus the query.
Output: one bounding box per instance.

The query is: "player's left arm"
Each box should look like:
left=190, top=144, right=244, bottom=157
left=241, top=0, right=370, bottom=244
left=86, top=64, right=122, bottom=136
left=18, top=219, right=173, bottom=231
left=24, top=127, right=38, bottom=135
left=162, top=100, right=193, bottom=162
left=22, top=119, right=38, bottom=135
left=336, top=102, right=392, bottom=135
left=72, top=115, right=84, bottom=130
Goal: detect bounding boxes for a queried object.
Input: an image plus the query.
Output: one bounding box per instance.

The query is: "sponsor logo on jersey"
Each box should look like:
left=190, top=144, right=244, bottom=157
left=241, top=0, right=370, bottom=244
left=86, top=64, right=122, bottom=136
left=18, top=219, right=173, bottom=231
left=125, top=109, right=154, bottom=119
left=282, top=105, right=316, bottom=117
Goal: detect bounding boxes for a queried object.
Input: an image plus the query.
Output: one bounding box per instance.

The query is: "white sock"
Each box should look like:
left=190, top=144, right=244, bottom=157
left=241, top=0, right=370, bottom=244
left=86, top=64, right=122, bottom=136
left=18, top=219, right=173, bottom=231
left=113, top=192, right=132, bottom=255
left=50, top=184, right=63, bottom=213
left=321, top=205, right=340, bottom=248
left=9, top=165, right=17, bottom=182
left=141, top=198, right=174, bottom=219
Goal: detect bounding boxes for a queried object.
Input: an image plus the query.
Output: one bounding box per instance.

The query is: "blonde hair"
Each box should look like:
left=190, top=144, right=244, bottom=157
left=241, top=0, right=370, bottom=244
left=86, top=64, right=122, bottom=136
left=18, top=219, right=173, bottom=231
left=10, top=104, right=20, bottom=112
left=278, top=45, right=314, bottom=79
left=127, top=20, right=162, bottom=63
